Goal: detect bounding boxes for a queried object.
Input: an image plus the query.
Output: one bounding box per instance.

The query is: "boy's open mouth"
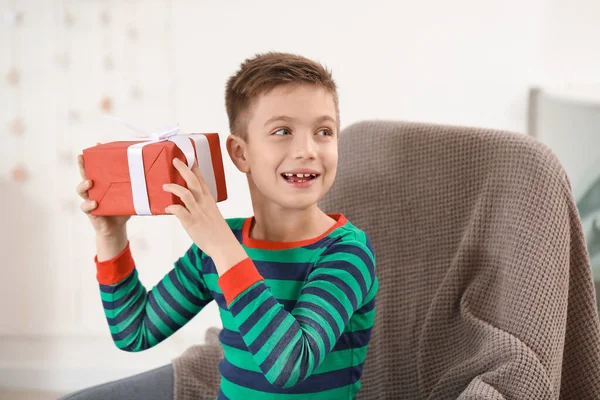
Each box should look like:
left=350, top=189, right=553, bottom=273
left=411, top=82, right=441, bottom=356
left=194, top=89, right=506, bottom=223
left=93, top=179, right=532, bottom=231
left=281, top=173, right=319, bottom=183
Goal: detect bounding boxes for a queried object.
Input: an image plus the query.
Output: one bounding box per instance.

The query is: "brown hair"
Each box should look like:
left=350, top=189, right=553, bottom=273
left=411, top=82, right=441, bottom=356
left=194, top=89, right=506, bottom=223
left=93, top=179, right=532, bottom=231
left=225, top=52, right=339, bottom=140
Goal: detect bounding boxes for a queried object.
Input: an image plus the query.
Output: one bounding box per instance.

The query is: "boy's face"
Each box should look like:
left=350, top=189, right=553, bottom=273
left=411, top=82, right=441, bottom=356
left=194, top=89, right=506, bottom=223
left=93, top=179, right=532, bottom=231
left=228, top=84, right=338, bottom=211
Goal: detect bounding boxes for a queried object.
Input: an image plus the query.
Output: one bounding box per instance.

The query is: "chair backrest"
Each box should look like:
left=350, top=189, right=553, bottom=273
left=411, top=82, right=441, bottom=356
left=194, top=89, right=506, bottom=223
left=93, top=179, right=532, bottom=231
left=319, top=121, right=600, bottom=399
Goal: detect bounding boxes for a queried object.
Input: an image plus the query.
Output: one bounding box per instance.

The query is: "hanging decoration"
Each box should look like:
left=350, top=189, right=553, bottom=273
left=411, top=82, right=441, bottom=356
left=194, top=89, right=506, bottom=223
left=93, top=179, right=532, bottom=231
left=7, top=1, right=26, bottom=183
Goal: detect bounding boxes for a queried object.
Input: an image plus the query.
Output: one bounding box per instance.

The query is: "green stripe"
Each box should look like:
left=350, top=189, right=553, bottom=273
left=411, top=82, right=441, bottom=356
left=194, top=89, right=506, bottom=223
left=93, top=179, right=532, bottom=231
left=271, top=329, right=303, bottom=386
left=223, top=343, right=368, bottom=374
left=301, top=293, right=345, bottom=333
left=349, top=308, right=376, bottom=332
left=243, top=297, right=281, bottom=347
left=243, top=247, right=320, bottom=263
left=114, top=328, right=157, bottom=350
left=202, top=273, right=219, bottom=289
left=293, top=308, right=332, bottom=356
left=309, top=269, right=364, bottom=307
left=319, top=251, right=373, bottom=288
left=178, top=255, right=203, bottom=282
left=219, top=310, right=237, bottom=331
left=108, top=285, right=145, bottom=317
left=163, top=274, right=202, bottom=315
left=230, top=286, right=270, bottom=327
left=264, top=279, right=304, bottom=300
left=146, top=300, right=175, bottom=338
left=108, top=301, right=145, bottom=335
left=174, top=264, right=212, bottom=302
left=154, top=289, right=187, bottom=327
left=206, top=273, right=306, bottom=302
left=254, top=316, right=295, bottom=366
left=226, top=218, right=246, bottom=230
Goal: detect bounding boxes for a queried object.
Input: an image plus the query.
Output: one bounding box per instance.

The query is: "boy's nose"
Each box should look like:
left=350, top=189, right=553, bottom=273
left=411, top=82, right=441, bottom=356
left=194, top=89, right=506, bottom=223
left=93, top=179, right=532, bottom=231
left=292, top=134, right=318, bottom=159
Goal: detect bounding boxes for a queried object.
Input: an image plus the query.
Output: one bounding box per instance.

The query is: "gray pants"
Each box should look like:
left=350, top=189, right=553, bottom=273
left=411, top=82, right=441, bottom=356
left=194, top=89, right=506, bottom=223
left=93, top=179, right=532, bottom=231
left=58, top=364, right=173, bottom=400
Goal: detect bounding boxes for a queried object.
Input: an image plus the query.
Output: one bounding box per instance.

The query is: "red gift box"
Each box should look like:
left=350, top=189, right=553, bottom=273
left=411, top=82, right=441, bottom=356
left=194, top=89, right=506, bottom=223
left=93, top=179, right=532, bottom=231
left=82, top=133, right=227, bottom=216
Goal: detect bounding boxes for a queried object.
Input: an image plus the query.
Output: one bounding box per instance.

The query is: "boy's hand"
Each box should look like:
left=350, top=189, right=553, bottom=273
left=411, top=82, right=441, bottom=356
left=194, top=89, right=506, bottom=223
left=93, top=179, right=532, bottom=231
left=164, top=158, right=245, bottom=270
left=76, top=152, right=130, bottom=237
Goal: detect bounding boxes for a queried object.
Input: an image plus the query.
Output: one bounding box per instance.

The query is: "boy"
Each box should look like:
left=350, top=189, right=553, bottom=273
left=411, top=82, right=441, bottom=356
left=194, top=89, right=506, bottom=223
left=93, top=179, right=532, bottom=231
left=69, top=52, right=378, bottom=400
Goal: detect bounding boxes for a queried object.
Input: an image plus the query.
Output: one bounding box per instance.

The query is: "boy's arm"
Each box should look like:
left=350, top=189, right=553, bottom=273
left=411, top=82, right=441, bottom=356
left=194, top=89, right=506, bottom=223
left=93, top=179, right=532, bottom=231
left=218, top=236, right=378, bottom=388
left=96, top=241, right=213, bottom=352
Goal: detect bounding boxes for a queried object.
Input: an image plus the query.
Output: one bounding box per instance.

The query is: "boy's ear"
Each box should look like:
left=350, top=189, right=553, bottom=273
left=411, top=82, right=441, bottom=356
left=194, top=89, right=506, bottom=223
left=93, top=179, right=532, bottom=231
left=226, top=134, right=250, bottom=173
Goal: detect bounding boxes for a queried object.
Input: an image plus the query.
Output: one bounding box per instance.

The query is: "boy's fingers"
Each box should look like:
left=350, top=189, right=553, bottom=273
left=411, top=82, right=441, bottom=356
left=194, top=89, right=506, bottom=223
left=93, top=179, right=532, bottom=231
left=165, top=204, right=190, bottom=220
left=76, top=180, right=92, bottom=200
left=173, top=158, right=204, bottom=198
left=163, top=183, right=197, bottom=211
left=77, top=155, right=87, bottom=180
left=80, top=200, right=97, bottom=213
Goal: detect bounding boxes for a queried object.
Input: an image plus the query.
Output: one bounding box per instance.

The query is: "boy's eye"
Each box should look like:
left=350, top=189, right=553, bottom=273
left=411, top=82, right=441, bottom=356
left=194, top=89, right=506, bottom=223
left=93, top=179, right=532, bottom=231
left=317, top=128, right=334, bottom=136
left=273, top=128, right=291, bottom=136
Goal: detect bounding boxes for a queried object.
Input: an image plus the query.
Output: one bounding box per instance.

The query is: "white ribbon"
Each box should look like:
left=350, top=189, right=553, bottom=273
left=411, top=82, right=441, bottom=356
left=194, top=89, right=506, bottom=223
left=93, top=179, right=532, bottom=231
left=107, top=117, right=196, bottom=215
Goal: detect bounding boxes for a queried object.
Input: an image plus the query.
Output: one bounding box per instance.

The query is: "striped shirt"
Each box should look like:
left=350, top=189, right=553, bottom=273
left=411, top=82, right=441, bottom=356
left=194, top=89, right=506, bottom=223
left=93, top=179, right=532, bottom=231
left=96, top=213, right=378, bottom=399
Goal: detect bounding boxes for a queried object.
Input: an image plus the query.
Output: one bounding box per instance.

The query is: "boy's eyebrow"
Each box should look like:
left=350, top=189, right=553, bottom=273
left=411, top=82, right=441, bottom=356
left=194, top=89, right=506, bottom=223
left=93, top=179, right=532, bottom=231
left=264, top=115, right=336, bottom=127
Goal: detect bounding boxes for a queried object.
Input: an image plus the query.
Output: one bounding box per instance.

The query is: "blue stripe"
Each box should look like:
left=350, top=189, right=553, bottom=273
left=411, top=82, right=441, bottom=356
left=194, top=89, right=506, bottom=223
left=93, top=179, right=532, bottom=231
left=232, top=228, right=243, bottom=243
left=219, top=327, right=369, bottom=360
left=301, top=286, right=349, bottom=323
left=208, top=290, right=227, bottom=305
left=304, top=328, right=322, bottom=367
left=174, top=259, right=205, bottom=294
left=110, top=313, right=167, bottom=346
left=253, top=260, right=313, bottom=281
left=217, top=387, right=231, bottom=400
left=357, top=297, right=375, bottom=314
left=203, top=258, right=312, bottom=281
left=238, top=296, right=279, bottom=334
left=105, top=300, right=144, bottom=326
left=110, top=310, right=145, bottom=341
left=303, top=235, right=341, bottom=250
left=259, top=321, right=297, bottom=375
left=148, top=292, right=181, bottom=333
left=295, top=314, right=329, bottom=355
left=280, top=298, right=297, bottom=312
left=157, top=282, right=196, bottom=320
left=201, top=256, right=217, bottom=274
left=168, top=269, right=208, bottom=308
left=219, top=359, right=359, bottom=393
left=219, top=328, right=247, bottom=350
left=246, top=303, right=286, bottom=354
left=295, top=301, right=340, bottom=342
left=228, top=284, right=267, bottom=315
left=318, top=260, right=369, bottom=300
left=307, top=274, right=358, bottom=311
left=101, top=283, right=144, bottom=311
left=273, top=339, right=303, bottom=387
left=332, top=328, right=373, bottom=351
left=185, top=245, right=200, bottom=268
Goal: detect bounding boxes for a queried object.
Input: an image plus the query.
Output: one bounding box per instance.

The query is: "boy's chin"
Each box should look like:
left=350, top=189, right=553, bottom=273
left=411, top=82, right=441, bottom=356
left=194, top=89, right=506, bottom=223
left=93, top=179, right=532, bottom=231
left=273, top=194, right=323, bottom=211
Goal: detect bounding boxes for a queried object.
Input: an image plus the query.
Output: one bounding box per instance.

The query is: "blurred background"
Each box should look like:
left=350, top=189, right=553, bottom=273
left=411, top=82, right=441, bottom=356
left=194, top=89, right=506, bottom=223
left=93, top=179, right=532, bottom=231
left=0, top=0, right=598, bottom=398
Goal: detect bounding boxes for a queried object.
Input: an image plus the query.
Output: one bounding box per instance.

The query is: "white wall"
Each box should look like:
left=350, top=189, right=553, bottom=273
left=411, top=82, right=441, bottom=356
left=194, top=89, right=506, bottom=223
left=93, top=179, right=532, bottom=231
left=0, top=0, right=597, bottom=393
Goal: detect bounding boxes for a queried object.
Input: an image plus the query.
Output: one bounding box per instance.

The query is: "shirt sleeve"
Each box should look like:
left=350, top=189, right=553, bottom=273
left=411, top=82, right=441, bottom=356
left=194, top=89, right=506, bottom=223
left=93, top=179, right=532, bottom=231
left=96, top=241, right=214, bottom=351
left=218, top=235, right=377, bottom=388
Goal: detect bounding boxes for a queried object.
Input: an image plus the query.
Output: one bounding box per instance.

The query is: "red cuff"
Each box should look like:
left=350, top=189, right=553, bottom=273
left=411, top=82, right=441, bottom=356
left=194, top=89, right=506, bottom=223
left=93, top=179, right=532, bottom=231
left=218, top=257, right=263, bottom=305
left=94, top=241, right=135, bottom=285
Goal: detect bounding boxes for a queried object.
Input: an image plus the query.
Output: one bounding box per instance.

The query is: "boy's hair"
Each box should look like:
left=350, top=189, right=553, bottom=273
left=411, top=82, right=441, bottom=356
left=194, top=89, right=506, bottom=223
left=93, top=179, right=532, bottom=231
left=225, top=52, right=339, bottom=141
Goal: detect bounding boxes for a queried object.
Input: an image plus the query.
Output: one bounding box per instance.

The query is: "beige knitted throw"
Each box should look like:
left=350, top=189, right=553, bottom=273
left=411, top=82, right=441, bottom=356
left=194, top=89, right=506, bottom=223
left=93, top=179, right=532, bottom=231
left=173, top=121, right=600, bottom=399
